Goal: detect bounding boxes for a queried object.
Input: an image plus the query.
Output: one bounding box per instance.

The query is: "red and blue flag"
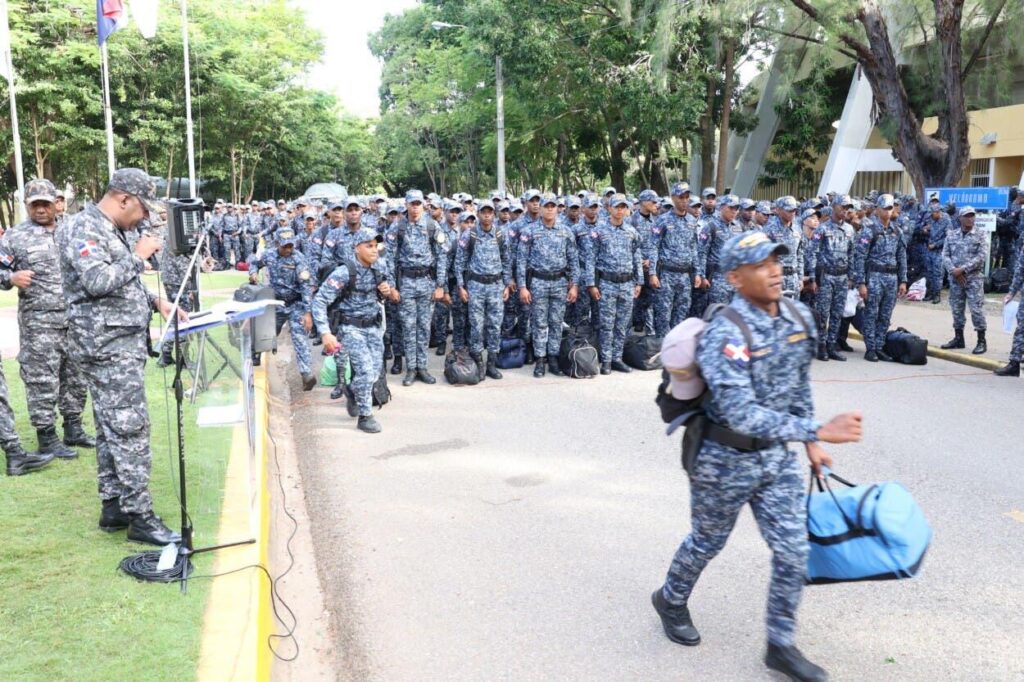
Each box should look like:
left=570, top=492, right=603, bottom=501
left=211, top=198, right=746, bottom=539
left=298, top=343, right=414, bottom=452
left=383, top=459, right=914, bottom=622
left=96, top=0, right=128, bottom=46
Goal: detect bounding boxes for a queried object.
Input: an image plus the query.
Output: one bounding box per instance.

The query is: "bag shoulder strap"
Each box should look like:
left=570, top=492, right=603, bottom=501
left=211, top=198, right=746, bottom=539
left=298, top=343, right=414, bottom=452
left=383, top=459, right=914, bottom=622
left=717, top=306, right=754, bottom=348
left=779, top=297, right=812, bottom=338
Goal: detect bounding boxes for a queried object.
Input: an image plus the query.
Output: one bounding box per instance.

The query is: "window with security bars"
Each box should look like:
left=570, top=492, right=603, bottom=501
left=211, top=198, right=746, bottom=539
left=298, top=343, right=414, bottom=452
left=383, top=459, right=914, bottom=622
left=968, top=159, right=990, bottom=188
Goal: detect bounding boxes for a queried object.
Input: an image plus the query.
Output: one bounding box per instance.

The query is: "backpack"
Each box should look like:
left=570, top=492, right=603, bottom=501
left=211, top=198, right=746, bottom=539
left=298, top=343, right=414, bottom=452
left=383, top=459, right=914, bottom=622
left=443, top=348, right=481, bottom=385
left=989, top=267, right=1011, bottom=294
left=558, top=327, right=599, bottom=378
left=462, top=229, right=505, bottom=267
left=317, top=259, right=383, bottom=315
left=656, top=298, right=811, bottom=475
left=623, top=334, right=663, bottom=370
left=343, top=365, right=391, bottom=408
left=496, top=337, right=526, bottom=369
left=882, top=327, right=927, bottom=365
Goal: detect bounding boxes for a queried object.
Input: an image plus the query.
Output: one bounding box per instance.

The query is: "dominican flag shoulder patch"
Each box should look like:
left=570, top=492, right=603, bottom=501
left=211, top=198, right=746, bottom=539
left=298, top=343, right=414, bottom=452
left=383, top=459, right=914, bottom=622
left=723, top=337, right=750, bottom=368
left=76, top=240, right=98, bottom=257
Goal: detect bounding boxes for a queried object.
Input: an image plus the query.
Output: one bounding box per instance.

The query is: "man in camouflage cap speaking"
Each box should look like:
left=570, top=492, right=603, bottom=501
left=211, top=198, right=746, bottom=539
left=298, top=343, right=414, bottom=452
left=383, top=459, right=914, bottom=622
left=58, top=168, right=183, bottom=546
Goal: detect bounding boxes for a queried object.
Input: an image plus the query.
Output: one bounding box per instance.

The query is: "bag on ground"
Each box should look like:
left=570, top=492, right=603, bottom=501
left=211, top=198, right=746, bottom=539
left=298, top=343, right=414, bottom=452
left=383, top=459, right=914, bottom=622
left=990, top=267, right=1011, bottom=294
left=882, top=327, right=927, bottom=365
left=905, top=277, right=927, bottom=301
left=444, top=348, right=481, bottom=385
left=806, top=469, right=932, bottom=584
left=496, top=337, right=526, bottom=369
left=235, top=261, right=250, bottom=272
left=1004, top=301, right=1020, bottom=334
left=558, top=327, right=599, bottom=378
left=371, top=367, right=391, bottom=407
left=623, top=333, right=663, bottom=370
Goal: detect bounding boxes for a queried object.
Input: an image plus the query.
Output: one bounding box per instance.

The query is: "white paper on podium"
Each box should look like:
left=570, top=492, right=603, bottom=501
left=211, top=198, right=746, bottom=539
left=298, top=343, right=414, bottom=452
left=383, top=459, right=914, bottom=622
left=160, top=298, right=283, bottom=342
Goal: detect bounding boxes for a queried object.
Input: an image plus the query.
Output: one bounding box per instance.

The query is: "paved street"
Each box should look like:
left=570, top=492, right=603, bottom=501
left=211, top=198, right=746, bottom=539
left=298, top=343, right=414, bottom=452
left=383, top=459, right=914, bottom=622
left=281, top=334, right=1024, bottom=682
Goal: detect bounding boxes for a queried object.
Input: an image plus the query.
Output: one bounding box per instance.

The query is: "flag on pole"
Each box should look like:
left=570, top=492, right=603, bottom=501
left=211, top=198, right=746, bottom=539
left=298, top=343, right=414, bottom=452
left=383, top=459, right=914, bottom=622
left=0, top=0, right=12, bottom=83
left=129, top=0, right=159, bottom=40
left=96, top=0, right=129, bottom=46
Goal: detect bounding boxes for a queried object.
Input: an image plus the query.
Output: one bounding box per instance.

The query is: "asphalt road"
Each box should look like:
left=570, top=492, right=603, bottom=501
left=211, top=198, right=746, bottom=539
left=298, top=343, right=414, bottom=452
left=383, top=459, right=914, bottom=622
left=285, top=339, right=1024, bottom=682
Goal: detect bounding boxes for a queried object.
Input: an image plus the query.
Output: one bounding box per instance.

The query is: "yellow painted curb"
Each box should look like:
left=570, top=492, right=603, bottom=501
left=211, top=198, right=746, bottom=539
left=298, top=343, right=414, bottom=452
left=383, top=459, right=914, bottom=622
left=848, top=330, right=999, bottom=371
left=197, top=365, right=272, bottom=682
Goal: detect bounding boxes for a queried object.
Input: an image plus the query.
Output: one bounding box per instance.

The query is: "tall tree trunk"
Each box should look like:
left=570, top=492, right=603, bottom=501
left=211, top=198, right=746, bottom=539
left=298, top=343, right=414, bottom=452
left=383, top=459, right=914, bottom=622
left=715, top=38, right=736, bottom=194
left=553, top=134, right=565, bottom=195
left=229, top=147, right=238, bottom=205
left=699, top=71, right=716, bottom=190
left=609, top=138, right=627, bottom=193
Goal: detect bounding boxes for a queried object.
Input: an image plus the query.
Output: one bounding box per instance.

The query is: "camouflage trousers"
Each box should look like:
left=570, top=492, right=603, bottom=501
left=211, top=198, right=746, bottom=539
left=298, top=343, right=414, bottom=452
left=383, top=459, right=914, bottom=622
left=529, top=277, right=569, bottom=358
left=450, top=287, right=470, bottom=351
left=653, top=271, right=692, bottom=338
left=926, top=249, right=944, bottom=298
left=1010, top=298, right=1024, bottom=362
left=384, top=301, right=404, bottom=357
left=222, top=235, right=241, bottom=264
left=661, top=443, right=808, bottom=646
left=708, top=272, right=734, bottom=306
left=949, top=276, right=986, bottom=332
left=0, top=354, right=20, bottom=451
left=862, top=273, right=898, bottom=352
left=81, top=355, right=153, bottom=514
left=341, top=324, right=383, bottom=417
left=399, top=275, right=435, bottom=370
left=597, top=280, right=635, bottom=363
left=565, top=292, right=599, bottom=330
left=275, top=306, right=312, bottom=375
left=467, top=280, right=503, bottom=354
left=18, top=323, right=88, bottom=429
left=816, top=274, right=848, bottom=345
left=688, top=284, right=710, bottom=319
left=431, top=297, right=450, bottom=345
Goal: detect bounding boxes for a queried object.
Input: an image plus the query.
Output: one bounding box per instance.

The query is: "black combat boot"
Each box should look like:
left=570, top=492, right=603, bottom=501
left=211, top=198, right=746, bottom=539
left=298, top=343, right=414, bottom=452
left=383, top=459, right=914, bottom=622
left=383, top=343, right=393, bottom=361
left=127, top=511, right=182, bottom=546
left=548, top=356, right=563, bottom=376
left=816, top=343, right=829, bottom=361
left=864, top=349, right=878, bottom=362
left=301, top=373, right=316, bottom=391
left=533, top=357, right=546, bottom=377
left=876, top=349, right=894, bottom=362
left=471, top=353, right=485, bottom=382
left=600, top=362, right=611, bottom=375
left=941, top=328, right=965, bottom=349
left=610, top=360, right=632, bottom=373
left=403, top=368, right=417, bottom=387
left=390, top=356, right=404, bottom=375
left=98, top=497, right=131, bottom=532
left=37, top=425, right=78, bottom=460
left=994, top=360, right=1020, bottom=376
left=4, top=443, right=54, bottom=476
left=416, top=368, right=436, bottom=384
left=650, top=589, right=701, bottom=646
left=764, top=643, right=828, bottom=682
left=524, top=342, right=535, bottom=365
left=972, top=330, right=987, bottom=355
left=435, top=340, right=447, bottom=357
left=357, top=415, right=382, bottom=434
left=330, top=383, right=345, bottom=400
left=485, top=353, right=502, bottom=380
left=826, top=344, right=846, bottom=361
left=63, top=416, right=96, bottom=448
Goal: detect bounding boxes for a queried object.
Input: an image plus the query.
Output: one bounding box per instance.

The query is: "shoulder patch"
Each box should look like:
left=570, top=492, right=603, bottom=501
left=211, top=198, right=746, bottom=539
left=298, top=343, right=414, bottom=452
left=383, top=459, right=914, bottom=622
left=299, top=270, right=310, bottom=281
left=75, top=239, right=98, bottom=257
left=722, top=336, right=750, bottom=368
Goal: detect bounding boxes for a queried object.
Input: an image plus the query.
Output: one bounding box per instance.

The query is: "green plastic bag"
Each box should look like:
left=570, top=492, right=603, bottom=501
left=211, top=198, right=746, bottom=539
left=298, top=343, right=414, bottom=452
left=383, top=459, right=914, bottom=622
left=319, top=354, right=352, bottom=386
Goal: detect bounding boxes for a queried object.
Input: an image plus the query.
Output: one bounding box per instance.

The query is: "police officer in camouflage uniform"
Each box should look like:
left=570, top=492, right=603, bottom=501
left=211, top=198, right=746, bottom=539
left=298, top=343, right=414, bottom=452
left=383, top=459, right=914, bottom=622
left=649, top=182, right=704, bottom=337
left=221, top=205, right=243, bottom=266
left=387, top=190, right=447, bottom=387
left=314, top=228, right=396, bottom=434
left=446, top=210, right=474, bottom=354
left=586, top=193, right=642, bottom=374
left=652, top=231, right=862, bottom=682
left=1, top=351, right=53, bottom=475
left=762, top=196, right=804, bottom=300
left=517, top=192, right=579, bottom=377
left=918, top=200, right=950, bottom=304
left=455, top=201, right=511, bottom=381
left=995, top=240, right=1024, bottom=376
left=504, top=190, right=542, bottom=362
left=940, top=206, right=988, bottom=354
left=430, top=201, right=462, bottom=355
left=808, top=194, right=856, bottom=361
left=58, top=168, right=181, bottom=546
left=853, top=194, right=908, bottom=362
left=248, top=228, right=317, bottom=390
left=700, top=194, right=746, bottom=305
left=566, top=194, right=600, bottom=328
left=0, top=179, right=92, bottom=460
left=630, top=189, right=660, bottom=334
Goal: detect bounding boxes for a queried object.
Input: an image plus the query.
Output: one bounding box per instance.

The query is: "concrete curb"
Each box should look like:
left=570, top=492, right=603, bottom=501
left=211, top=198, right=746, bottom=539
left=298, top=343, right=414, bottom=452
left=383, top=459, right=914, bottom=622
left=196, top=364, right=272, bottom=682
left=848, top=330, right=1001, bottom=371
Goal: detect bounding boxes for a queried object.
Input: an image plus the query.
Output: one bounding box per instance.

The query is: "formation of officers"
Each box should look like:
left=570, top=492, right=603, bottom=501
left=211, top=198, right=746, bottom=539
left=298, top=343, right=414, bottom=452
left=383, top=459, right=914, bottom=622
left=235, top=181, right=1017, bottom=435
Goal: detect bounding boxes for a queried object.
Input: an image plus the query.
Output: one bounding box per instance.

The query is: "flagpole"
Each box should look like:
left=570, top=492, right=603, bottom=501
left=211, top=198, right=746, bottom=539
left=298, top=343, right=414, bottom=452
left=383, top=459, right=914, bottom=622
left=1, top=0, right=24, bottom=206
left=180, top=0, right=196, bottom=198
left=100, top=41, right=116, bottom=179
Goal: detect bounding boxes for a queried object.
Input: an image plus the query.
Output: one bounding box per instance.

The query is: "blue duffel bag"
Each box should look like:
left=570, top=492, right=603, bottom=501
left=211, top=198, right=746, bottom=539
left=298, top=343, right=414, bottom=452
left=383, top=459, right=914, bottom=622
left=806, top=468, right=932, bottom=585
left=496, top=337, right=526, bottom=369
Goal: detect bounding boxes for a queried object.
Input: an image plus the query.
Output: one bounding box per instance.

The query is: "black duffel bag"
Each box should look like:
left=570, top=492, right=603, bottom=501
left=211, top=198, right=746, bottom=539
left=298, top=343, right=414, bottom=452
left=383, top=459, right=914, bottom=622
left=444, top=348, right=481, bottom=385
left=496, top=337, right=526, bottom=369
left=883, top=327, right=927, bottom=365
left=623, top=333, right=663, bottom=370
left=558, top=327, right=599, bottom=378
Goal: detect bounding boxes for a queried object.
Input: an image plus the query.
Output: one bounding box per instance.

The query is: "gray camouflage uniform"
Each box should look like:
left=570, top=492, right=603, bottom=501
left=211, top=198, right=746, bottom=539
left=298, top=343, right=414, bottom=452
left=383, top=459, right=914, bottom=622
left=942, top=221, right=988, bottom=333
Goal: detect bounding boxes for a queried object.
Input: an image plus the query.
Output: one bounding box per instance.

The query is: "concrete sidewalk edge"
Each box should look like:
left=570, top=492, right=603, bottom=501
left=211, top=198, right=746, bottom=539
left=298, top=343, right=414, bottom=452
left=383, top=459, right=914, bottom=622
left=848, top=330, right=1001, bottom=371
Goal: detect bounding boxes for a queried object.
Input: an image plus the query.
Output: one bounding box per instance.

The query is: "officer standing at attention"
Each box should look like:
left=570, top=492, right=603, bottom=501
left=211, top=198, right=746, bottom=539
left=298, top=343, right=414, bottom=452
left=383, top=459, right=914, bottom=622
left=387, top=189, right=447, bottom=387
left=940, top=206, right=988, bottom=354
left=430, top=200, right=462, bottom=356
left=517, top=192, right=579, bottom=377
left=762, top=196, right=804, bottom=299
left=58, top=168, right=182, bottom=546
left=808, top=194, right=856, bottom=362
left=652, top=231, right=863, bottom=682
left=455, top=200, right=511, bottom=381
left=566, top=193, right=601, bottom=328
left=586, top=193, right=642, bottom=374
left=505, top=189, right=542, bottom=361
left=0, top=179, right=93, bottom=459
left=700, top=194, right=745, bottom=305
left=314, top=228, right=396, bottom=434
left=918, top=199, right=951, bottom=304
left=221, top=204, right=243, bottom=266
left=853, top=194, right=908, bottom=362
left=248, top=228, right=317, bottom=390
left=649, top=182, right=704, bottom=337
left=630, top=189, right=661, bottom=334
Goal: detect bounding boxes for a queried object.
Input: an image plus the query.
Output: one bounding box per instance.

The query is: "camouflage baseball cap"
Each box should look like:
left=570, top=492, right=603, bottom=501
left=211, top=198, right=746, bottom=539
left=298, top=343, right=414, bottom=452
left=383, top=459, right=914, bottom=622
left=959, top=205, right=976, bottom=217
left=638, top=189, right=659, bottom=202
left=478, top=200, right=495, bottom=212
left=524, top=188, right=542, bottom=201
left=608, top=193, right=631, bottom=208
left=670, top=182, right=691, bottom=196
left=832, top=194, right=854, bottom=208
left=276, top=228, right=298, bottom=247
left=739, top=198, right=756, bottom=210
left=719, top=194, right=741, bottom=208
left=721, top=231, right=789, bottom=273
left=701, top=187, right=717, bottom=199
left=405, top=189, right=425, bottom=203
left=108, top=168, right=162, bottom=213
left=353, top=227, right=383, bottom=245
left=602, top=186, right=617, bottom=196
left=583, top=194, right=601, bottom=208
left=755, top=200, right=772, bottom=215
left=876, top=193, right=896, bottom=209
left=539, top=192, right=559, bottom=206
left=775, top=195, right=799, bottom=212
left=24, top=178, right=57, bottom=204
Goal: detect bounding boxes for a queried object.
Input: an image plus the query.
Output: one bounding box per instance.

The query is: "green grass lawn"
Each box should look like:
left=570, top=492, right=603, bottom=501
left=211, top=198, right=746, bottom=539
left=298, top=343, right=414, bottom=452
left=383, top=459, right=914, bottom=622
left=0, top=322, right=243, bottom=681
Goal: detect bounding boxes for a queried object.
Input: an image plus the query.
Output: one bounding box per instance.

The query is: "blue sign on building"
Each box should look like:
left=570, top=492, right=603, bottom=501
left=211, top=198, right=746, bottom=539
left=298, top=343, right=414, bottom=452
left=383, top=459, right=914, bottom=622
left=923, top=186, right=1010, bottom=211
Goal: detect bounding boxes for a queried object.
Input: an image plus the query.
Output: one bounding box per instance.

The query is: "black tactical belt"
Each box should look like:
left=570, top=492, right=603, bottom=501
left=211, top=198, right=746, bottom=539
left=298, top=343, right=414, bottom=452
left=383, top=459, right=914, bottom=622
left=597, top=270, right=634, bottom=284
left=660, top=263, right=692, bottom=274
left=823, top=266, right=848, bottom=276
left=867, top=264, right=898, bottom=274
left=466, top=272, right=502, bottom=284
left=782, top=266, right=795, bottom=276
left=530, top=269, right=567, bottom=281
left=704, top=422, right=777, bottom=453
left=340, top=315, right=382, bottom=328
left=277, top=294, right=301, bottom=305
left=401, top=266, right=434, bottom=278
